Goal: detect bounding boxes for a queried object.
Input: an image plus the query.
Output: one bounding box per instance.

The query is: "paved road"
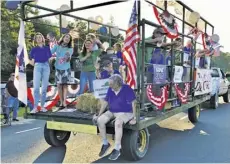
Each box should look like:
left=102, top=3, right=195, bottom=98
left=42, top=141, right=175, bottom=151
left=1, top=100, right=230, bottom=163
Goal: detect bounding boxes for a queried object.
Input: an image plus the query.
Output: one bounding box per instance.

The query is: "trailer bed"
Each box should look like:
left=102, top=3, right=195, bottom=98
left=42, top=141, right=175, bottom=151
left=25, top=94, right=211, bottom=130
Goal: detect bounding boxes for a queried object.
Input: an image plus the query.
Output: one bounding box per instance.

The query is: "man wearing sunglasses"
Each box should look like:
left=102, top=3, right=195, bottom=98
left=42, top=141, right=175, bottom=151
left=5, top=73, right=19, bottom=122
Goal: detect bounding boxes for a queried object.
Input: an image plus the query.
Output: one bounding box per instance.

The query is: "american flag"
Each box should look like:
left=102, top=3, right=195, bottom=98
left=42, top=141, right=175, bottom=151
left=14, top=20, right=27, bottom=105
left=122, top=0, right=140, bottom=89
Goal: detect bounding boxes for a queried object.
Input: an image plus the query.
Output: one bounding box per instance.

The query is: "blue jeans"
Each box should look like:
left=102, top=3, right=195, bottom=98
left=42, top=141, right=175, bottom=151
left=33, top=62, right=50, bottom=108
left=78, top=71, right=96, bottom=94
left=27, top=100, right=33, bottom=111
left=6, top=96, right=19, bottom=119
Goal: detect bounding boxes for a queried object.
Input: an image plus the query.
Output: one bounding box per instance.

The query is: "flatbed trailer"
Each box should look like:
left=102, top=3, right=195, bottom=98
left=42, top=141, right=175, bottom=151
left=20, top=0, right=215, bottom=161
left=26, top=94, right=210, bottom=130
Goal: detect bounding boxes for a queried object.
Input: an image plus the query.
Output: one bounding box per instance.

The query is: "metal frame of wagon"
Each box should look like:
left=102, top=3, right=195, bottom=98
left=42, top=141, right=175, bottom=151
left=21, top=0, right=214, bottom=128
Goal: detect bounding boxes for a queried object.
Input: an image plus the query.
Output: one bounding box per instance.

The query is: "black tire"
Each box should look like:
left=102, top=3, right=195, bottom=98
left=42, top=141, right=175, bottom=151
left=188, top=105, right=200, bottom=123
left=121, top=128, right=149, bottom=161
left=210, top=93, right=218, bottom=109
left=44, top=123, right=71, bottom=147
left=223, top=89, right=230, bottom=103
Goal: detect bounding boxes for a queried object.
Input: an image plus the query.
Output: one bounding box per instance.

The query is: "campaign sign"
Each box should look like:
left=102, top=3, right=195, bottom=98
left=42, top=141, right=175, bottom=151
left=93, top=79, right=110, bottom=99
left=173, top=66, right=184, bottom=83
left=153, top=64, right=167, bottom=84
left=194, top=69, right=212, bottom=96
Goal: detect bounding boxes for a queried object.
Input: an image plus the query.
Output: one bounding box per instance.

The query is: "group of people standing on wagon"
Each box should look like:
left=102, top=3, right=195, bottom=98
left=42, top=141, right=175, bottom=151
left=146, top=26, right=220, bottom=85
left=27, top=32, right=128, bottom=114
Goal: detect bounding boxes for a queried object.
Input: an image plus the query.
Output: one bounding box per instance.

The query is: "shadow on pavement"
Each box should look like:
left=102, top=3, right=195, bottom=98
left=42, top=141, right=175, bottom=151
left=33, top=146, right=66, bottom=163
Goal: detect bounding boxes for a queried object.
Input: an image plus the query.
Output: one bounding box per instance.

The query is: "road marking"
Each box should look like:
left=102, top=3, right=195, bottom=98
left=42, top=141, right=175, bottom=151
left=15, top=127, right=41, bottom=134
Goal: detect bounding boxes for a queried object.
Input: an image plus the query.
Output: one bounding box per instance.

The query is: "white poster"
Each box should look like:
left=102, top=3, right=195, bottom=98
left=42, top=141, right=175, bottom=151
left=173, top=66, right=184, bottom=83
left=93, top=79, right=110, bottom=99
left=183, top=52, right=190, bottom=67
left=194, top=69, right=212, bottom=96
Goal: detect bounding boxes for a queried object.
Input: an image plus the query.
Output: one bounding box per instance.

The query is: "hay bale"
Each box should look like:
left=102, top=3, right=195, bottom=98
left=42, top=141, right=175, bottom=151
left=76, top=93, right=101, bottom=114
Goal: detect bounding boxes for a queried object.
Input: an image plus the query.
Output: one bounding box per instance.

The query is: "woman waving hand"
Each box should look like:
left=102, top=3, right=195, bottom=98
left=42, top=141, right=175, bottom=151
left=50, top=34, right=73, bottom=109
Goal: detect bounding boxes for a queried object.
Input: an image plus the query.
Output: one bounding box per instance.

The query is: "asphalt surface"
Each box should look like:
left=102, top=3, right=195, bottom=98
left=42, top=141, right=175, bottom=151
left=1, top=99, right=230, bottom=163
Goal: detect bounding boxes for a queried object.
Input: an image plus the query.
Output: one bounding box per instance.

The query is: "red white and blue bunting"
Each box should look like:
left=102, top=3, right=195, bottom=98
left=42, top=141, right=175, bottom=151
left=174, top=82, right=190, bottom=104
left=27, top=84, right=80, bottom=111
left=146, top=84, right=169, bottom=110
left=152, top=5, right=179, bottom=39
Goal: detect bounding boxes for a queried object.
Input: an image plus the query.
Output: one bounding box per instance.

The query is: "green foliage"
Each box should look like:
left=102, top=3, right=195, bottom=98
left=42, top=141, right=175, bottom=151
left=32, top=19, right=59, bottom=38
left=1, top=1, right=36, bottom=74
left=212, top=52, right=230, bottom=73
left=68, top=18, right=124, bottom=50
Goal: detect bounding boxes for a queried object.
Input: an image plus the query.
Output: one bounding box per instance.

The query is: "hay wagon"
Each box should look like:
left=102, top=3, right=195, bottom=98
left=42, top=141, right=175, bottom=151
left=20, top=0, right=217, bottom=161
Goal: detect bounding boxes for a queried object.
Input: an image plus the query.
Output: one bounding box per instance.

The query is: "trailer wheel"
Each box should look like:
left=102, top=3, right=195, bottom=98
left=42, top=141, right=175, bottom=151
left=121, top=128, right=149, bottom=161
left=210, top=93, right=218, bottom=109
left=44, top=123, right=71, bottom=147
left=223, top=89, right=230, bottom=103
left=188, top=105, right=200, bottom=123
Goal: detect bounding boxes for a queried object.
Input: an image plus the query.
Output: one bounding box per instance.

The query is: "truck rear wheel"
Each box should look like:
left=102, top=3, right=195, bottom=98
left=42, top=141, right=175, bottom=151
left=44, top=123, right=71, bottom=147
left=223, top=89, right=230, bottom=103
left=188, top=105, right=200, bottom=123
left=121, top=128, right=149, bottom=161
left=210, top=93, right=218, bottom=109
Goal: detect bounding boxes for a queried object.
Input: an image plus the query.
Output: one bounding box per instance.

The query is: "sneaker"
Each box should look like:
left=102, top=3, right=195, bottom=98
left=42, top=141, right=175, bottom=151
left=99, top=143, right=111, bottom=157
left=108, top=149, right=121, bottom=161
left=3, top=118, right=9, bottom=124
left=13, top=118, right=19, bottom=121
left=41, top=107, right=48, bottom=112
left=30, top=108, right=38, bottom=114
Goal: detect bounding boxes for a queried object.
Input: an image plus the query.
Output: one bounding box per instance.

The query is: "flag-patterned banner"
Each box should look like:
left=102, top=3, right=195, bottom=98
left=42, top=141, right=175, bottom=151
left=122, top=0, right=140, bottom=89
left=14, top=20, right=27, bottom=105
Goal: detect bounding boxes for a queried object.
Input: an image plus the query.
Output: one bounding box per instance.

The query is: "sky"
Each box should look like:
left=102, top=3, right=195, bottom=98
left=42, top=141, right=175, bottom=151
left=35, top=0, right=230, bottom=52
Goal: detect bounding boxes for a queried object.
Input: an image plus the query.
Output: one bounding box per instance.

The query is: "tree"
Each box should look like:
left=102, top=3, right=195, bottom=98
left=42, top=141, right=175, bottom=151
left=1, top=1, right=36, bottom=75
left=212, top=52, right=230, bottom=72
left=32, top=19, right=60, bottom=38
left=67, top=17, right=124, bottom=50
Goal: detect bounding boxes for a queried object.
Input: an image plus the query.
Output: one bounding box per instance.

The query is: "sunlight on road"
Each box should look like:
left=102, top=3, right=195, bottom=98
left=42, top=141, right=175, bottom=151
left=63, top=133, right=114, bottom=163
left=157, top=113, right=195, bottom=131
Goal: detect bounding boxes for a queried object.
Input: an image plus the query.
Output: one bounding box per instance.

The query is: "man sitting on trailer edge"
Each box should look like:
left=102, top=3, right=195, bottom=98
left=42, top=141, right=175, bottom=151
left=93, top=74, right=137, bottom=160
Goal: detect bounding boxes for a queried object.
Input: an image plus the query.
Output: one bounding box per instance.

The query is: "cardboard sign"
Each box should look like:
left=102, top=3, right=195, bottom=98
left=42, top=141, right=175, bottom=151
left=93, top=79, right=110, bottom=99
left=173, top=66, right=184, bottom=83
left=194, top=69, right=212, bottom=96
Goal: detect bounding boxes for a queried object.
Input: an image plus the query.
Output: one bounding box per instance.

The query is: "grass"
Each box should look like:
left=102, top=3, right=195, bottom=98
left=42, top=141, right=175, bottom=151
left=1, top=107, right=29, bottom=119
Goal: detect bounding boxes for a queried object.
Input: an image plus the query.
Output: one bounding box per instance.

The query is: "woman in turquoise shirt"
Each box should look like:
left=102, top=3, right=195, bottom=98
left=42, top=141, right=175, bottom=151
left=50, top=34, right=73, bottom=109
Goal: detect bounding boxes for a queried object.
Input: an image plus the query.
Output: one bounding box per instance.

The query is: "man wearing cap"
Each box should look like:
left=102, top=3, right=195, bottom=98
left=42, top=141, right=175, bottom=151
left=95, top=60, right=120, bottom=79
left=205, top=34, right=222, bottom=68
left=4, top=73, right=20, bottom=122
left=146, top=28, right=166, bottom=78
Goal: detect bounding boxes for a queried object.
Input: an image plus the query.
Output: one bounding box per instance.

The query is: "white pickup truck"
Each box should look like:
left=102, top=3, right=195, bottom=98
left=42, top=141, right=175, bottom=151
left=210, top=67, right=230, bottom=109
